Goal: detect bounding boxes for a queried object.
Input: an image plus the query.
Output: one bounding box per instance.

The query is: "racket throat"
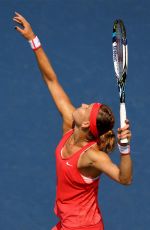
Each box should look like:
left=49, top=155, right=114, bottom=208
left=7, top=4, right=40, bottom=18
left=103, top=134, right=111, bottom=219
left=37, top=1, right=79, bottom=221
left=119, top=90, right=125, bottom=103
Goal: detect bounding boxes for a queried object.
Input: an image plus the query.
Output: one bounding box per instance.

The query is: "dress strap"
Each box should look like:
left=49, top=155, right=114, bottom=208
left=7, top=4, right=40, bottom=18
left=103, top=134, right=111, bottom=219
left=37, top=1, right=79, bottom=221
left=78, top=141, right=97, bottom=154
left=61, top=129, right=74, bottom=144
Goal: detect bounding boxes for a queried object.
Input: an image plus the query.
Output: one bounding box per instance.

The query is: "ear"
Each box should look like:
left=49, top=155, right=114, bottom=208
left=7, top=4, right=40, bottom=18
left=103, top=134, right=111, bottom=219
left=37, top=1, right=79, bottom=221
left=81, top=121, right=90, bottom=128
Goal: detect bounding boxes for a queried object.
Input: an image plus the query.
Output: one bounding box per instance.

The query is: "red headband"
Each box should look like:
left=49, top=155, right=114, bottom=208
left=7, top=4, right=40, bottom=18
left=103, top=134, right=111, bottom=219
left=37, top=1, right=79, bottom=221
left=89, top=103, right=102, bottom=138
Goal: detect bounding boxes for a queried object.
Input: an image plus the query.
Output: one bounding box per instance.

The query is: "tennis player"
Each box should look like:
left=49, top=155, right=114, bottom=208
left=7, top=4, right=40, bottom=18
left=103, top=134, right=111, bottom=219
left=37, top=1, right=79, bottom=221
left=13, top=12, right=132, bottom=230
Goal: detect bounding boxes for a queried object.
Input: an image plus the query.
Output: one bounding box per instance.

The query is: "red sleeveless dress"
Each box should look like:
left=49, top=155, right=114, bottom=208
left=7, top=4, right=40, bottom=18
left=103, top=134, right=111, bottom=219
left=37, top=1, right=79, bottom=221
left=52, top=130, right=104, bottom=230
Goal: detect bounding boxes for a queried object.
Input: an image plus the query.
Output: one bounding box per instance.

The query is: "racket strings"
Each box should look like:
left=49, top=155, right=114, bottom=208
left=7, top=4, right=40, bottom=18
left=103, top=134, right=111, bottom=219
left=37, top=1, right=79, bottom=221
left=112, top=19, right=128, bottom=103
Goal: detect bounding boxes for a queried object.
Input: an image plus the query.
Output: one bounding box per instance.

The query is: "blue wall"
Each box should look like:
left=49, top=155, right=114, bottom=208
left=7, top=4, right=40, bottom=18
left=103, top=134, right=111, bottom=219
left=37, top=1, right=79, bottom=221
left=0, top=0, right=149, bottom=229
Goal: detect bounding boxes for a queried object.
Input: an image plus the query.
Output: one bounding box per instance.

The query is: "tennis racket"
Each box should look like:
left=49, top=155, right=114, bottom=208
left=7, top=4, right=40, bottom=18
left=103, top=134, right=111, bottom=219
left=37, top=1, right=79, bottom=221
left=112, top=19, right=128, bottom=143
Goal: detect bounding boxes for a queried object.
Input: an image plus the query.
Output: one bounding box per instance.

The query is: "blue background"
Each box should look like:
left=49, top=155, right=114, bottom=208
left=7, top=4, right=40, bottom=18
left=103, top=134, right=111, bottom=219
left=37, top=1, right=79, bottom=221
left=0, top=0, right=149, bottom=229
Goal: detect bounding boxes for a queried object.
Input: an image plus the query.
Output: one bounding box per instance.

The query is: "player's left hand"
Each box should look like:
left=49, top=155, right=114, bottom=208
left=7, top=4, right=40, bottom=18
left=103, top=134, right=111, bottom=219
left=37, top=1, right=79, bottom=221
left=13, top=12, right=35, bottom=40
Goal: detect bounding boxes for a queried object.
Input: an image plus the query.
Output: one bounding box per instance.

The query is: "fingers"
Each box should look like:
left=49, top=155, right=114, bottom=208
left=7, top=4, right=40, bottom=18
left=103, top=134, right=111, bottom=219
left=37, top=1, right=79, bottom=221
left=13, top=16, right=25, bottom=36
left=117, top=119, right=131, bottom=143
left=125, top=119, right=129, bottom=124
left=15, top=12, right=20, bottom=16
left=13, top=18, right=23, bottom=26
left=13, top=17, right=24, bottom=27
left=14, top=26, right=24, bottom=34
left=14, top=12, right=28, bottom=24
left=119, top=119, right=130, bottom=131
left=13, top=12, right=26, bottom=32
left=118, top=125, right=129, bottom=135
left=13, top=12, right=29, bottom=28
left=13, top=12, right=35, bottom=40
left=118, top=130, right=131, bottom=140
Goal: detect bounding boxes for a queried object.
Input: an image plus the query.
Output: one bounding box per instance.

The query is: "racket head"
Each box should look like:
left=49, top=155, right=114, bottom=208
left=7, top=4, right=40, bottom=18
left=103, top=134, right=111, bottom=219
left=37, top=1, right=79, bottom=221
left=112, top=19, right=128, bottom=103
left=112, top=19, right=128, bottom=82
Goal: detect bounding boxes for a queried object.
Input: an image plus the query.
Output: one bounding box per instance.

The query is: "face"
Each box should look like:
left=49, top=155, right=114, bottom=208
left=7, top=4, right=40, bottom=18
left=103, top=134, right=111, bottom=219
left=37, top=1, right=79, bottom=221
left=72, top=103, right=94, bottom=127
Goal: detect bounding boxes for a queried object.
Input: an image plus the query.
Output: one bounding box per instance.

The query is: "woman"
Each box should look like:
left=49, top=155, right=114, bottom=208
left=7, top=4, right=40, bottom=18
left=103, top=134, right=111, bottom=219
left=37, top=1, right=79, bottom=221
left=13, top=12, right=132, bottom=230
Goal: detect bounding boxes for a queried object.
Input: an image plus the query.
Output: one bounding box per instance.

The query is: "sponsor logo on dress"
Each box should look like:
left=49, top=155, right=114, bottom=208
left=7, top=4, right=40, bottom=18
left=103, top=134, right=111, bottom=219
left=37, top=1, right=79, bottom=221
left=66, top=162, right=73, bottom=167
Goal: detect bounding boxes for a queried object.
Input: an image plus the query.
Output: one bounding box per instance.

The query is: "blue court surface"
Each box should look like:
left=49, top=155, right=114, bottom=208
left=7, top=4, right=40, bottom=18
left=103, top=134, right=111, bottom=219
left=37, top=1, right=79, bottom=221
left=0, top=0, right=150, bottom=229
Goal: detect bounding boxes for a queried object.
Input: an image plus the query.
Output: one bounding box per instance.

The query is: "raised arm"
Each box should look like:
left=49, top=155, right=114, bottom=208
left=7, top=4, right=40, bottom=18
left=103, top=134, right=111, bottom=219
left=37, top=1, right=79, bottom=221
left=13, top=12, right=75, bottom=133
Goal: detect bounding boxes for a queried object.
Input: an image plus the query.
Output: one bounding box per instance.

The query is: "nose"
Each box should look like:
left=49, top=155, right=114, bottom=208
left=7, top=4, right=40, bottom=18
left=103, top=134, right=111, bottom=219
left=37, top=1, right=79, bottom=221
left=81, top=103, right=88, bottom=109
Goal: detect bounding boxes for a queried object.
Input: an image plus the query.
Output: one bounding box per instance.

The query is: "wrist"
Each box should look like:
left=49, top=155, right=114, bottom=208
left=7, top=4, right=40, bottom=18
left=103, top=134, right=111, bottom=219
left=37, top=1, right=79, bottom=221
left=27, top=32, right=36, bottom=41
left=28, top=35, right=41, bottom=51
left=118, top=143, right=130, bottom=155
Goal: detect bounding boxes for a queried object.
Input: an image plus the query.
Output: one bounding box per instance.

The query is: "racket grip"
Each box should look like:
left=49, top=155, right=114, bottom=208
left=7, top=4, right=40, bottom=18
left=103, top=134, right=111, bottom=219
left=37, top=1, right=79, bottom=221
left=120, top=102, right=128, bottom=144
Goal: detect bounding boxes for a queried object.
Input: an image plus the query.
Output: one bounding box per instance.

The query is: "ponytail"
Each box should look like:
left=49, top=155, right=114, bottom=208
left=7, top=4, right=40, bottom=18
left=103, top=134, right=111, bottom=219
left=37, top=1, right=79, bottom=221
left=97, top=130, right=116, bottom=154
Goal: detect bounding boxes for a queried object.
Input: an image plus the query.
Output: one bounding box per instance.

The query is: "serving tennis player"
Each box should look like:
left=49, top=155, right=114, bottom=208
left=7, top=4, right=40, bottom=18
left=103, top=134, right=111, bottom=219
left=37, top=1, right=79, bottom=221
left=13, top=12, right=132, bottom=230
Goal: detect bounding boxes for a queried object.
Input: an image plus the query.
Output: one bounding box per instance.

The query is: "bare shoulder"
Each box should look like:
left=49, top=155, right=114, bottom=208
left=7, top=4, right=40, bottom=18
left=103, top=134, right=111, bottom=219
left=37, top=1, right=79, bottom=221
left=85, top=145, right=111, bottom=165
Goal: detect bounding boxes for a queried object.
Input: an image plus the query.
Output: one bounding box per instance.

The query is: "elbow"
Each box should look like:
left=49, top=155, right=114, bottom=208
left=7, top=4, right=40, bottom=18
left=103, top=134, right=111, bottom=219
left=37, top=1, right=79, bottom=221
left=119, top=176, right=133, bottom=186
left=43, top=73, right=57, bottom=82
left=122, top=180, right=132, bottom=186
left=42, top=74, right=51, bottom=83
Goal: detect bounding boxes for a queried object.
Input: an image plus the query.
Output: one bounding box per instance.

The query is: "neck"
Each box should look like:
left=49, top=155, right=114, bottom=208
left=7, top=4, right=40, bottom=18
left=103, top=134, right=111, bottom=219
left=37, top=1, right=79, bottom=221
left=71, top=126, right=89, bottom=147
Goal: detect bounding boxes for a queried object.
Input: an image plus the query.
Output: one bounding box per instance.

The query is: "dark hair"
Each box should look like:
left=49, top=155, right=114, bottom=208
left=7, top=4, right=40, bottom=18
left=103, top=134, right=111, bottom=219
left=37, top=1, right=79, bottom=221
left=89, top=104, right=116, bottom=154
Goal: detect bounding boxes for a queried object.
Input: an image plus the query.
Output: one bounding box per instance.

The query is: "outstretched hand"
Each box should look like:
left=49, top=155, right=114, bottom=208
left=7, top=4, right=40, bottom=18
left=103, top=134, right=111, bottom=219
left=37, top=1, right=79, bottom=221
left=13, top=12, right=35, bottom=40
left=117, top=119, right=131, bottom=144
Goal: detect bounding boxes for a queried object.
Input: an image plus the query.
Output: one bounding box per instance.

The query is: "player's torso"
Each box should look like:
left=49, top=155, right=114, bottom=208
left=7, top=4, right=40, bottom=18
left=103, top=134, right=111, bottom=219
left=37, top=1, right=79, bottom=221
left=59, top=131, right=101, bottom=178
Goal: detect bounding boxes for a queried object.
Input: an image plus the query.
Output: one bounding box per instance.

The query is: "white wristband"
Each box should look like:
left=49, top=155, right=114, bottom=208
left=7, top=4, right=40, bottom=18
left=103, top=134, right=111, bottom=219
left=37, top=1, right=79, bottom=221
left=28, top=36, right=41, bottom=50
left=118, top=143, right=130, bottom=155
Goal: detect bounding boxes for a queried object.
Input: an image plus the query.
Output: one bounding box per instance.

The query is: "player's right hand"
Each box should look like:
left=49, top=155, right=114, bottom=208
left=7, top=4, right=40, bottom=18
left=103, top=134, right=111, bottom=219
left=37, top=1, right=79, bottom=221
left=117, top=119, right=131, bottom=144
left=13, top=12, right=35, bottom=40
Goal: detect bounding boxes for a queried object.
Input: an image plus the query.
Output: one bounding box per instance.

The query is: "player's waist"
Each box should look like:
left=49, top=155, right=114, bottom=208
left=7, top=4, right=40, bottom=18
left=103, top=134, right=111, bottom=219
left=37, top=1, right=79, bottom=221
left=54, top=201, right=101, bottom=227
left=52, top=220, right=104, bottom=230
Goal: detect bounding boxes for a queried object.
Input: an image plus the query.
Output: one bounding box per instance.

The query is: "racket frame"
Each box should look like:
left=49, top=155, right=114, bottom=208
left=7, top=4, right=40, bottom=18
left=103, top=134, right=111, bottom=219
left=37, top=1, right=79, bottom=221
left=112, top=19, right=128, bottom=144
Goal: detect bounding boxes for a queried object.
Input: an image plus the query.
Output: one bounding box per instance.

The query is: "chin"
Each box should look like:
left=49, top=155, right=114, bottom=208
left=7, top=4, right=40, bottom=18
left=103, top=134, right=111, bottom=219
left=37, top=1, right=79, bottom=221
left=72, top=108, right=78, bottom=119
left=72, top=111, right=75, bottom=119
left=72, top=109, right=80, bottom=126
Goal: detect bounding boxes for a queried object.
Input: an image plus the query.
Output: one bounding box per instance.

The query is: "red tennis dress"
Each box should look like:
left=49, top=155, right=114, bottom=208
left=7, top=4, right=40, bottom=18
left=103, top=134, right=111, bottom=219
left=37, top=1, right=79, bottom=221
left=52, top=130, right=104, bottom=230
